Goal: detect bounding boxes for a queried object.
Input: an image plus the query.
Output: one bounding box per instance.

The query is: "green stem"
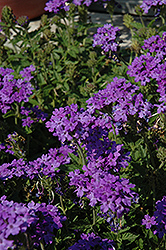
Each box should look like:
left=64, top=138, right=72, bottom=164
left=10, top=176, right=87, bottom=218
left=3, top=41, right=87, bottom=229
left=7, top=27, right=21, bottom=53
left=111, top=123, right=117, bottom=141
left=40, top=241, right=45, bottom=250
left=75, top=141, right=86, bottom=166
left=160, top=14, right=165, bottom=25
left=129, top=50, right=133, bottom=65
left=144, top=135, right=156, bottom=170
left=60, top=195, right=66, bottom=215
left=24, top=233, right=30, bottom=250
left=14, top=117, right=18, bottom=125
left=15, top=104, right=20, bottom=125
left=140, top=16, right=145, bottom=28
left=93, top=207, right=96, bottom=225
left=24, top=28, right=37, bottom=64
left=62, top=17, right=73, bottom=45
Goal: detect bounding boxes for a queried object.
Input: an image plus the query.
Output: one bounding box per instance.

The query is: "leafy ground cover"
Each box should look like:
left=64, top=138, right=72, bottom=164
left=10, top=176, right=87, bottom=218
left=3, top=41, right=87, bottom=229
left=0, top=0, right=166, bottom=249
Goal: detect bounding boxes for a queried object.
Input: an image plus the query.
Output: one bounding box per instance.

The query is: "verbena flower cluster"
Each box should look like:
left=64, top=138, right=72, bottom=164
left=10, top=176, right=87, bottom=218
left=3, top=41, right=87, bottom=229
left=26, top=201, right=66, bottom=246
left=93, top=24, right=120, bottom=54
left=67, top=232, right=115, bottom=250
left=69, top=161, right=137, bottom=219
left=127, top=33, right=166, bottom=113
left=0, top=195, right=35, bottom=250
left=44, top=0, right=70, bottom=13
left=140, top=0, right=166, bottom=14
left=46, top=77, right=153, bottom=144
left=46, top=103, right=113, bottom=144
left=0, top=65, right=35, bottom=114
left=142, top=32, right=166, bottom=58
left=21, top=105, right=48, bottom=127
left=46, top=99, right=137, bottom=224
left=0, top=145, right=72, bottom=180
left=142, top=196, right=166, bottom=238
left=45, top=0, right=109, bottom=13
left=0, top=195, right=66, bottom=249
left=128, top=32, right=166, bottom=85
left=127, top=53, right=166, bottom=85
left=45, top=100, right=131, bottom=164
left=86, top=77, right=152, bottom=126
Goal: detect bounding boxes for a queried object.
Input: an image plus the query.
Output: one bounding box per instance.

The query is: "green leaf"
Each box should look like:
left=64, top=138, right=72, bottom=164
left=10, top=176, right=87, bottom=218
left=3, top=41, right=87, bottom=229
left=25, top=126, right=33, bottom=134
left=37, top=73, right=47, bottom=86
left=67, top=48, right=77, bottom=58
left=122, top=232, right=139, bottom=243
left=68, top=152, right=82, bottom=165
left=42, top=85, right=54, bottom=94
left=118, top=226, right=131, bottom=233
left=147, top=17, right=158, bottom=27
left=28, top=97, right=40, bottom=106
left=64, top=81, right=70, bottom=91
left=130, top=22, right=143, bottom=30
left=139, top=238, right=144, bottom=249
left=52, top=51, right=60, bottom=60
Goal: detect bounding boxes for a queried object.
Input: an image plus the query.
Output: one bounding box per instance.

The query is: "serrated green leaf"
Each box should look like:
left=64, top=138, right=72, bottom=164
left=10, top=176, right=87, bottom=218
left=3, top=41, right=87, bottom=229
left=118, top=226, right=131, bottom=233
left=28, top=97, right=40, bottom=106
left=68, top=152, right=81, bottom=165
left=130, top=22, right=143, bottom=30
left=122, top=232, right=139, bottom=243
left=67, top=48, right=77, bottom=58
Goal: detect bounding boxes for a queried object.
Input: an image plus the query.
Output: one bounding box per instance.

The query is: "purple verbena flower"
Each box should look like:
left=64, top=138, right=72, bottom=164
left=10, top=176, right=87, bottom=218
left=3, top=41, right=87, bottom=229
left=93, top=23, right=120, bottom=54
left=87, top=77, right=152, bottom=126
left=0, top=195, right=37, bottom=249
left=140, top=0, right=166, bottom=14
left=142, top=196, right=166, bottom=238
left=44, top=0, right=70, bottom=13
left=21, top=106, right=48, bottom=127
left=67, top=232, right=115, bottom=250
left=142, top=214, right=156, bottom=229
left=0, top=66, right=35, bottom=114
left=142, top=32, right=166, bottom=60
left=127, top=53, right=165, bottom=86
left=69, top=156, right=137, bottom=223
left=27, top=201, right=66, bottom=246
left=0, top=196, right=66, bottom=248
left=0, top=145, right=72, bottom=180
left=127, top=34, right=166, bottom=114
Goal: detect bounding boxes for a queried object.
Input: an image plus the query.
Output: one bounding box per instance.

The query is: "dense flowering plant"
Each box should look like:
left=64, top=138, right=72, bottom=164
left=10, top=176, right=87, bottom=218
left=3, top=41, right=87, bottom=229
left=1, top=0, right=166, bottom=249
